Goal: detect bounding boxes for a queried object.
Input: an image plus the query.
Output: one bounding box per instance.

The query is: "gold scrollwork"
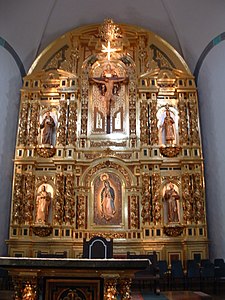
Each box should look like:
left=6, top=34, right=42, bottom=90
left=36, top=145, right=56, bottom=158
left=32, top=225, right=53, bottom=237
left=163, top=225, right=184, bottom=237
left=159, top=146, right=181, bottom=157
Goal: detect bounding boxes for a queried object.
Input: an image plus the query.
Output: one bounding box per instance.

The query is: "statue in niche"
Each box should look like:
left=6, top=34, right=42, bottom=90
left=91, top=63, right=127, bottom=134
left=40, top=111, right=55, bottom=145
left=100, top=173, right=116, bottom=221
left=35, top=184, right=51, bottom=225
left=161, top=108, right=175, bottom=144
left=164, top=182, right=180, bottom=223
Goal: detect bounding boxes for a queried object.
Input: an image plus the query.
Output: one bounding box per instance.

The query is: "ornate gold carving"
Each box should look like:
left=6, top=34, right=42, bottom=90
left=12, top=278, right=37, bottom=300
left=141, top=173, right=151, bottom=224
left=76, top=194, right=86, bottom=229
left=130, top=195, right=138, bottom=229
left=57, top=101, right=67, bottom=146
left=9, top=21, right=206, bottom=261
left=152, top=173, right=161, bottom=224
left=85, top=161, right=131, bottom=188
left=17, top=101, right=29, bottom=146
left=67, top=100, right=77, bottom=145
left=119, top=278, right=132, bottom=300
left=103, top=276, right=118, bottom=300
left=84, top=151, right=132, bottom=160
left=53, top=173, right=64, bottom=225
left=150, top=100, right=159, bottom=145
left=64, top=174, right=75, bottom=225
left=12, top=173, right=24, bottom=224
left=80, top=68, right=89, bottom=139
left=98, top=18, right=122, bottom=42
left=22, top=282, right=37, bottom=300
left=150, top=45, right=175, bottom=69
left=44, top=45, right=68, bottom=71
left=36, top=145, right=56, bottom=158
left=178, top=98, right=189, bottom=145
left=138, top=36, right=148, bottom=74
left=32, top=225, right=53, bottom=237
left=160, top=146, right=181, bottom=157
left=28, top=102, right=39, bottom=146
left=140, top=101, right=149, bottom=144
left=193, top=173, right=205, bottom=223
left=163, top=225, right=184, bottom=237
left=128, top=67, right=137, bottom=137
left=24, top=174, right=35, bottom=225
left=182, top=173, right=193, bottom=223
left=90, top=141, right=127, bottom=147
left=60, top=35, right=80, bottom=74
left=189, top=95, right=200, bottom=145
left=89, top=232, right=126, bottom=239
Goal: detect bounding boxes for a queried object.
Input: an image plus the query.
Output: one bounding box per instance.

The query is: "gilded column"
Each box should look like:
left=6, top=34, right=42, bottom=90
left=188, top=94, right=200, bottom=145
left=138, top=36, right=147, bottom=74
left=130, top=194, right=138, bottom=229
left=23, top=174, right=35, bottom=225
left=53, top=173, right=64, bottom=225
left=140, top=100, right=149, bottom=145
left=67, top=100, right=77, bottom=146
left=80, top=69, right=89, bottom=146
left=57, top=100, right=67, bottom=146
left=182, top=173, right=193, bottom=224
left=141, top=173, right=151, bottom=224
left=150, top=98, right=158, bottom=145
left=178, top=95, right=188, bottom=145
left=128, top=67, right=137, bottom=142
left=64, top=174, right=75, bottom=225
left=12, top=173, right=24, bottom=225
left=17, top=101, right=29, bottom=146
left=193, top=173, right=205, bottom=223
left=28, top=101, right=39, bottom=146
left=152, top=173, right=161, bottom=224
left=76, top=194, right=86, bottom=229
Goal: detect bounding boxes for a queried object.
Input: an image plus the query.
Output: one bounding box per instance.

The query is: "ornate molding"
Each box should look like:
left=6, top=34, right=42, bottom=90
left=163, top=225, right=184, bottom=237
left=32, top=225, right=53, bottom=237
left=36, top=145, right=56, bottom=158
left=89, top=232, right=126, bottom=239
left=160, top=146, right=181, bottom=157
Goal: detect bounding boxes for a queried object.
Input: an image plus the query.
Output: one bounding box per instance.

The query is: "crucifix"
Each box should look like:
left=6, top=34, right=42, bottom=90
left=92, top=64, right=126, bottom=134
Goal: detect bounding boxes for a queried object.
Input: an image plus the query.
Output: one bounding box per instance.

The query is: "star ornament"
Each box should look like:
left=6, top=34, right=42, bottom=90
left=101, top=41, right=121, bottom=61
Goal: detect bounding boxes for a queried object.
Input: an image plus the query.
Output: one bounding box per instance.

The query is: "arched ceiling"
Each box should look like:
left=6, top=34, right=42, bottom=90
left=1, top=0, right=225, bottom=75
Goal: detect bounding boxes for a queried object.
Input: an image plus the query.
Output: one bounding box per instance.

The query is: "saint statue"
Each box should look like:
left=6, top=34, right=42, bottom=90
left=91, top=64, right=127, bottom=134
left=100, top=174, right=116, bottom=221
left=161, top=108, right=175, bottom=144
left=164, top=183, right=180, bottom=223
left=40, top=111, right=55, bottom=145
left=35, top=185, right=51, bottom=225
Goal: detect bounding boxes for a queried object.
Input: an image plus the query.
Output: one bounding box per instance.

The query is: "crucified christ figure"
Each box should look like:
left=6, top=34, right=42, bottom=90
left=91, top=64, right=127, bottom=133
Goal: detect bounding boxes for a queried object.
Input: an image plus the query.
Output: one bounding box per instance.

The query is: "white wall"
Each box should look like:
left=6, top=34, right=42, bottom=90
left=0, top=48, right=21, bottom=255
left=198, top=41, right=225, bottom=259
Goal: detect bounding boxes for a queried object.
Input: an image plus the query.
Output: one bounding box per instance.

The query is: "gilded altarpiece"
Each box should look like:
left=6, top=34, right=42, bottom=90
left=8, top=19, right=208, bottom=266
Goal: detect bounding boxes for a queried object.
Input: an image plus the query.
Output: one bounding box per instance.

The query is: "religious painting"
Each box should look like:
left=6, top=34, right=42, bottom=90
left=93, top=173, right=122, bottom=226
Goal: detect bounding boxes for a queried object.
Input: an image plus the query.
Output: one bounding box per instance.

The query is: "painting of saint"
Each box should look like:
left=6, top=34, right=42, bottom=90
left=94, top=173, right=122, bottom=225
